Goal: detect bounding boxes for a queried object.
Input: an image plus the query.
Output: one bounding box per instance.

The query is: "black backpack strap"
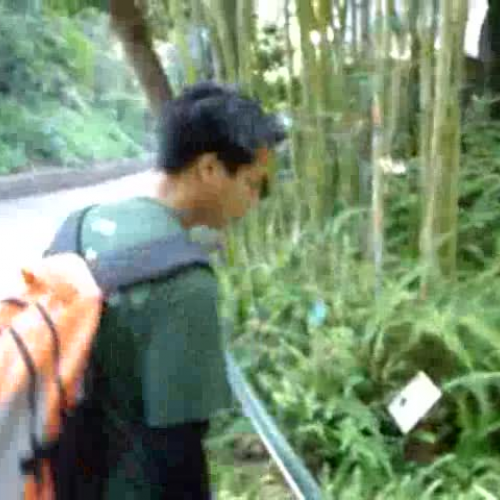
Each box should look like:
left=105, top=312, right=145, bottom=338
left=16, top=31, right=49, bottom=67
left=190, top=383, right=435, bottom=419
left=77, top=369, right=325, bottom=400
left=43, top=205, right=97, bottom=257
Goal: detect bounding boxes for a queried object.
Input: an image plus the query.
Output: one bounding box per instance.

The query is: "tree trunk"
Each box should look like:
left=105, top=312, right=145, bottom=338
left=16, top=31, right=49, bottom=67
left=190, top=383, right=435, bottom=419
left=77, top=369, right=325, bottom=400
left=296, top=0, right=330, bottom=221
left=329, top=0, right=359, bottom=207
left=317, top=0, right=336, bottom=113
left=402, top=0, right=421, bottom=255
left=296, top=0, right=319, bottom=116
left=171, top=0, right=198, bottom=85
left=351, top=0, right=359, bottom=56
left=199, top=0, right=226, bottom=80
left=420, top=0, right=468, bottom=295
left=330, top=0, right=346, bottom=109
left=358, top=0, right=374, bottom=258
left=371, top=0, right=386, bottom=295
left=407, top=0, right=420, bottom=155
left=237, top=0, right=256, bottom=93
left=417, top=0, right=435, bottom=262
left=434, top=0, right=468, bottom=277
left=208, top=0, right=239, bottom=81
left=109, top=0, right=173, bottom=115
left=189, top=0, right=215, bottom=80
left=284, top=0, right=300, bottom=175
left=361, top=0, right=371, bottom=56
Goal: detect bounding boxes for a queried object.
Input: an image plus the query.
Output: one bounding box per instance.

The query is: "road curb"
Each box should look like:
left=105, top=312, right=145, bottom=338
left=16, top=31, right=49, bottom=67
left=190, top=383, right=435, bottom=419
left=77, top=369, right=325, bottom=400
left=0, top=154, right=156, bottom=201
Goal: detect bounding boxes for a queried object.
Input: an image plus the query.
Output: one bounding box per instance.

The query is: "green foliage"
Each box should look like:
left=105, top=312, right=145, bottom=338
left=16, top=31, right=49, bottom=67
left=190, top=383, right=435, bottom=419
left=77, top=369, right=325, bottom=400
left=213, top=119, right=500, bottom=495
left=458, top=99, right=500, bottom=270
left=43, top=0, right=107, bottom=17
left=252, top=22, right=289, bottom=109
left=379, top=99, right=500, bottom=270
left=0, top=6, right=152, bottom=174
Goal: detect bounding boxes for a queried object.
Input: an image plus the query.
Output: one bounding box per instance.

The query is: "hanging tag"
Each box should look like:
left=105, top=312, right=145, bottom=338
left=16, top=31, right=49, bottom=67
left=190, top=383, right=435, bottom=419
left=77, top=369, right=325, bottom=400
left=388, top=371, right=442, bottom=434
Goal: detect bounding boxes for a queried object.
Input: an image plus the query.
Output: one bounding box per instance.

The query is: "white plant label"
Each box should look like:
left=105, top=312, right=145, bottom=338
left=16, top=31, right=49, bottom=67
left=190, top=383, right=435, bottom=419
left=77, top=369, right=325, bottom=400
left=388, top=371, right=442, bottom=434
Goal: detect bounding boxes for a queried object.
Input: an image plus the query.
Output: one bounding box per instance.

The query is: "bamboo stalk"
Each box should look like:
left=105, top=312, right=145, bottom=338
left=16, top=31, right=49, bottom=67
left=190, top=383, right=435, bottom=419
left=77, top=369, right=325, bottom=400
left=329, top=0, right=360, bottom=207
left=358, top=0, right=374, bottom=259
left=208, top=0, right=238, bottom=81
left=407, top=0, right=420, bottom=157
left=237, top=0, right=256, bottom=93
left=318, top=0, right=335, bottom=110
left=284, top=0, right=300, bottom=177
left=435, top=0, right=468, bottom=277
left=330, top=0, right=347, bottom=110
left=398, top=0, right=420, bottom=255
left=371, top=0, right=386, bottom=295
left=361, top=0, right=371, bottom=56
left=417, top=0, right=434, bottom=259
left=296, top=0, right=319, bottom=117
left=296, top=0, right=330, bottom=221
left=171, top=0, right=197, bottom=85
left=199, top=0, right=226, bottom=80
left=420, top=0, right=468, bottom=294
left=420, top=0, right=446, bottom=294
left=386, top=0, right=409, bottom=157
left=351, top=0, right=359, bottom=57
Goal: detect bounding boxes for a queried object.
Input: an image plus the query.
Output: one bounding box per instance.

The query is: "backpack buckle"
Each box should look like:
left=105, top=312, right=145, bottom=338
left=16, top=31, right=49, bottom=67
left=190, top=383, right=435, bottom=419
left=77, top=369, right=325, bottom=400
left=20, top=437, right=58, bottom=483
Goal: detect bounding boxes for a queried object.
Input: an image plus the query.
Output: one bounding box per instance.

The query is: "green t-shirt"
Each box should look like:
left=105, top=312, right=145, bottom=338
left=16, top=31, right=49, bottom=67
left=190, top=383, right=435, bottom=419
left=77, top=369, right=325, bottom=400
left=79, top=197, right=233, bottom=496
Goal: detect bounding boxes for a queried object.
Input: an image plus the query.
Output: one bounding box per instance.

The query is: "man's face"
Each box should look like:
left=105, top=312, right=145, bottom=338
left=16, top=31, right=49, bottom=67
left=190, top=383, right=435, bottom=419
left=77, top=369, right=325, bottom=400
left=204, top=151, right=271, bottom=228
left=227, top=162, right=269, bottom=217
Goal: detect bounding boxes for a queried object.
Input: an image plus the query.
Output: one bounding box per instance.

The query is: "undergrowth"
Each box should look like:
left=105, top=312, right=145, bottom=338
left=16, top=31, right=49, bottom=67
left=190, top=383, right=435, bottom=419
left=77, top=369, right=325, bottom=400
left=211, top=111, right=500, bottom=498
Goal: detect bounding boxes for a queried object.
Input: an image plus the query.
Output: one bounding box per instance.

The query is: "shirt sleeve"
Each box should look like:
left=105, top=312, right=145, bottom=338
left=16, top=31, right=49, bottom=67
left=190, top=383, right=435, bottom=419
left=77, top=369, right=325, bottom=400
left=141, top=266, right=234, bottom=428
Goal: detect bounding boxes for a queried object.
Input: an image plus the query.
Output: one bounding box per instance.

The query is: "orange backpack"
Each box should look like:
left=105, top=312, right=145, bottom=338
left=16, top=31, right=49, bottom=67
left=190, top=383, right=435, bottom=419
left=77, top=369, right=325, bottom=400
left=0, top=206, right=212, bottom=499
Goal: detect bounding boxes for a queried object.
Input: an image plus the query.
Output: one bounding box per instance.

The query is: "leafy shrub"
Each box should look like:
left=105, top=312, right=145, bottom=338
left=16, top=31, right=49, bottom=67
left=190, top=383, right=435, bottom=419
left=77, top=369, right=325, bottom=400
left=0, top=6, right=153, bottom=174
left=216, top=142, right=500, bottom=496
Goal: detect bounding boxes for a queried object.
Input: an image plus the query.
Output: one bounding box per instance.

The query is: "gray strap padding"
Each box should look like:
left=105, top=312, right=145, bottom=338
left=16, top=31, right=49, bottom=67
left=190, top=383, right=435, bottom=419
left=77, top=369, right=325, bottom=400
left=43, top=205, right=212, bottom=295
left=87, top=233, right=212, bottom=295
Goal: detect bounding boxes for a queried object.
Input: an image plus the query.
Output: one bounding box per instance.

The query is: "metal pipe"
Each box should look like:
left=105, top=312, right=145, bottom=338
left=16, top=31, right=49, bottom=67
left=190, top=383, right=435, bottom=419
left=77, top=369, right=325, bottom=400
left=225, top=352, right=324, bottom=500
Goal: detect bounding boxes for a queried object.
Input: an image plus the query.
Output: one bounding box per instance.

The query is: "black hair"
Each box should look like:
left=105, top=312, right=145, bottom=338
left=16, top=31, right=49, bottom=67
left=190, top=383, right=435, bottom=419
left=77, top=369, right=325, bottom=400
left=157, top=81, right=285, bottom=175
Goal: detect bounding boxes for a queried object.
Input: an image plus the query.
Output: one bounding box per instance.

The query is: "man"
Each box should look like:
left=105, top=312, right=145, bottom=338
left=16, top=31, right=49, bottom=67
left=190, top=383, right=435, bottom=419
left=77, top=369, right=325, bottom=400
left=48, top=81, right=284, bottom=499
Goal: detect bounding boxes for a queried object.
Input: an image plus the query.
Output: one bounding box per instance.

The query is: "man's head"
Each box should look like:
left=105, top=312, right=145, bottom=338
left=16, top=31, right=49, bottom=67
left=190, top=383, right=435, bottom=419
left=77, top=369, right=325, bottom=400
left=156, top=81, right=285, bottom=229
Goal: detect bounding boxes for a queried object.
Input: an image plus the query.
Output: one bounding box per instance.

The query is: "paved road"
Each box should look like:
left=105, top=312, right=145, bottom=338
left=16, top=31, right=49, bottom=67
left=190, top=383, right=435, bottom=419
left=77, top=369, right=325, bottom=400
left=0, top=170, right=157, bottom=297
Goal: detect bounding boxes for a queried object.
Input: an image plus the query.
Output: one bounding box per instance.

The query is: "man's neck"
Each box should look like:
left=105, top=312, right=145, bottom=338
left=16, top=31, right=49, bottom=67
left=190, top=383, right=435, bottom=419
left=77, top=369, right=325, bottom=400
left=152, top=172, right=219, bottom=229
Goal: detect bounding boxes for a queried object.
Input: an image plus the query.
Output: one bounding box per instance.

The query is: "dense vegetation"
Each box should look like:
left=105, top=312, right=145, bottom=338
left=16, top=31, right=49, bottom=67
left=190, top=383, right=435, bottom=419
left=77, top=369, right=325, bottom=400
left=215, top=104, right=500, bottom=498
left=0, top=6, right=153, bottom=174
left=208, top=2, right=500, bottom=497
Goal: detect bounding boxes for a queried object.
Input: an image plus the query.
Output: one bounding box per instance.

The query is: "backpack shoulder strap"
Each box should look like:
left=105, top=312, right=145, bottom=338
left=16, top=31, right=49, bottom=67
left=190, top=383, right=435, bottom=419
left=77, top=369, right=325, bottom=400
left=43, top=205, right=213, bottom=295
left=43, top=205, right=97, bottom=257
left=88, top=233, right=212, bottom=295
